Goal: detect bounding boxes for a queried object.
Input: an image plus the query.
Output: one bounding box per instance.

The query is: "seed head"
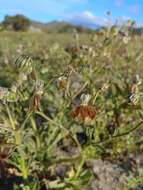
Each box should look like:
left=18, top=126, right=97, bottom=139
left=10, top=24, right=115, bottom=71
left=57, top=76, right=67, bottom=91
left=71, top=105, right=96, bottom=124
left=0, top=87, right=9, bottom=100
left=132, top=74, right=141, bottom=86
left=123, top=36, right=130, bottom=44
left=35, top=80, right=44, bottom=96
left=71, top=94, right=97, bottom=125
left=100, top=83, right=109, bottom=92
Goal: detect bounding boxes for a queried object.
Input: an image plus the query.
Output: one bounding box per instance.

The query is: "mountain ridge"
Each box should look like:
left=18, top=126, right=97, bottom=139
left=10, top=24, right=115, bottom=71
left=30, top=19, right=96, bottom=33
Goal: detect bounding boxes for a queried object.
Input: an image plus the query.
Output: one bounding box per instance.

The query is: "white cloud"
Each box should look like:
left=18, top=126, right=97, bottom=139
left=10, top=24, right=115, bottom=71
left=68, top=11, right=113, bottom=28
left=128, top=4, right=140, bottom=14
left=78, top=11, right=95, bottom=21
left=114, top=0, right=124, bottom=7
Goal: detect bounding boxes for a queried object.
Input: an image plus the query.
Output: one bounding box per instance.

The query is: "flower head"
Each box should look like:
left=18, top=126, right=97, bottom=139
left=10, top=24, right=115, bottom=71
left=71, top=94, right=97, bottom=125
left=35, top=80, right=44, bottom=96
left=57, top=76, right=67, bottom=91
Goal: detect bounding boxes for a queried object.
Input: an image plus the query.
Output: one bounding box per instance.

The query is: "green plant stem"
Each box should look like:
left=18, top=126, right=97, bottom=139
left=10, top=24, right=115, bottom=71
left=6, top=104, right=16, bottom=131
left=6, top=104, right=21, bottom=145
left=55, top=154, right=81, bottom=164
left=93, top=120, right=143, bottom=145
left=92, top=91, right=99, bottom=105
left=75, top=155, right=85, bottom=179
left=67, top=81, right=89, bottom=107
left=20, top=156, right=29, bottom=180
left=6, top=104, right=29, bottom=179
left=36, top=111, right=81, bottom=150
left=36, top=111, right=59, bottom=126
left=21, top=111, right=33, bottom=129
left=30, top=116, right=41, bottom=149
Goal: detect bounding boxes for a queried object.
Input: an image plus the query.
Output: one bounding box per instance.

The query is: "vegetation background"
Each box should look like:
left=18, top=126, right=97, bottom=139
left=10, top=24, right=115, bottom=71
left=0, top=14, right=143, bottom=190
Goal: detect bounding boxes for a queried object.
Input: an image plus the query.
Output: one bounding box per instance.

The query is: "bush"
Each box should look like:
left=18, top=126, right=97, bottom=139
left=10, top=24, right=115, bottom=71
left=2, top=14, right=30, bottom=31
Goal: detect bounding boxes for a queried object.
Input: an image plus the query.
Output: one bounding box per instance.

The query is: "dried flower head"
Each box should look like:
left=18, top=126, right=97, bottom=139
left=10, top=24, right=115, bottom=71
left=19, top=73, right=28, bottom=82
left=11, top=84, right=17, bottom=93
left=29, top=80, right=44, bottom=112
left=0, top=86, right=18, bottom=102
left=123, top=36, right=130, bottom=44
left=130, top=84, right=139, bottom=94
left=73, top=29, right=79, bottom=41
left=57, top=76, right=67, bottom=91
left=35, top=80, right=44, bottom=96
left=71, top=94, right=97, bottom=125
left=132, top=74, right=141, bottom=86
left=100, top=83, right=109, bottom=92
left=29, top=95, right=40, bottom=111
left=0, top=87, right=9, bottom=100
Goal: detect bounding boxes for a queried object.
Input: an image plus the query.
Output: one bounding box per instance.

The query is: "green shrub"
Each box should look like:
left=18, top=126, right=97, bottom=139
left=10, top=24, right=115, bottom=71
left=2, top=14, right=30, bottom=31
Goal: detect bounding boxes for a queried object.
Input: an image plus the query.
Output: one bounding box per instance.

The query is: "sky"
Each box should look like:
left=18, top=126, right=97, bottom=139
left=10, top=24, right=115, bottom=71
left=0, top=0, right=142, bottom=28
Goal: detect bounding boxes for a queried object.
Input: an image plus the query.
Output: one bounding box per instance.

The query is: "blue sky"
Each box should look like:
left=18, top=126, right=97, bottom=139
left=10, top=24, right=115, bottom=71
left=0, top=0, right=142, bottom=27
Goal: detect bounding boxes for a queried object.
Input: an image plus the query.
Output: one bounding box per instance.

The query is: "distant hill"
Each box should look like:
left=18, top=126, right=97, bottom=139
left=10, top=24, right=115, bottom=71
left=130, top=27, right=143, bottom=35
left=70, top=19, right=101, bottom=30
left=2, top=14, right=142, bottom=35
left=0, top=14, right=96, bottom=33
left=30, top=20, right=95, bottom=33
